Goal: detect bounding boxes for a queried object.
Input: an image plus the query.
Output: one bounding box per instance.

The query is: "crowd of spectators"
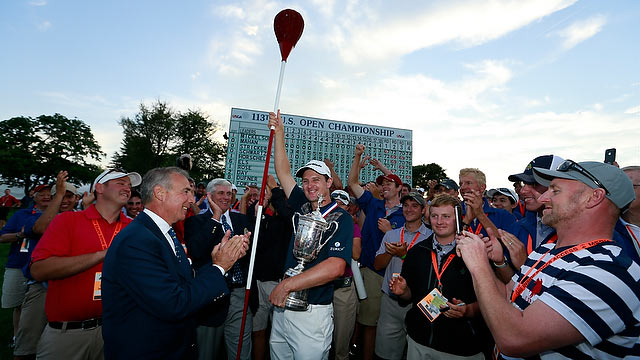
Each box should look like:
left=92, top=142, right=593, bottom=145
left=0, top=124, right=638, bottom=359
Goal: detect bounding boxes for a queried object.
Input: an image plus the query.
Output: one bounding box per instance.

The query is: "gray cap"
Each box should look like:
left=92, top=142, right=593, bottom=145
left=51, top=183, right=78, bottom=196
left=532, top=160, right=635, bottom=210
left=401, top=192, right=426, bottom=208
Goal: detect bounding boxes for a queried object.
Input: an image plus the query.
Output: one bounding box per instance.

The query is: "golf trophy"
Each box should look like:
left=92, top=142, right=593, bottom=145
left=284, top=194, right=338, bottom=311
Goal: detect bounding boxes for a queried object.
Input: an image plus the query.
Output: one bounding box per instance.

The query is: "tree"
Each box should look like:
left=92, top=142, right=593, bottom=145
left=0, top=114, right=104, bottom=193
left=172, top=109, right=225, bottom=181
left=112, top=101, right=225, bottom=180
left=412, top=163, right=447, bottom=189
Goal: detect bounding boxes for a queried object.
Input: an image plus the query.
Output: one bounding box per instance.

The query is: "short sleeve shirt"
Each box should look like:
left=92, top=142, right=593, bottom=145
left=31, top=204, right=131, bottom=321
left=285, top=185, right=353, bottom=304
left=356, top=190, right=405, bottom=274
left=375, top=223, right=431, bottom=295
left=510, top=242, right=640, bottom=358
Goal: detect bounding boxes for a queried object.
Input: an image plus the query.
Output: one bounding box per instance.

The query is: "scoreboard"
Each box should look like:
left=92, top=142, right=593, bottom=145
left=224, top=108, right=413, bottom=192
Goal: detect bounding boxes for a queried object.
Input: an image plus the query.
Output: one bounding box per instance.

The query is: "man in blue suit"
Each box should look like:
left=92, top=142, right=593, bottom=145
left=102, top=167, right=250, bottom=359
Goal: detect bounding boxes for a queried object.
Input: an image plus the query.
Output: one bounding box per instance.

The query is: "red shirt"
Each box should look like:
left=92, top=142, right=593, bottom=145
left=0, top=194, right=19, bottom=207
left=31, top=204, right=131, bottom=322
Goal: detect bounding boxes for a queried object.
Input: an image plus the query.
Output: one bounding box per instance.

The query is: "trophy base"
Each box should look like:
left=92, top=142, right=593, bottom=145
left=285, top=295, right=309, bottom=311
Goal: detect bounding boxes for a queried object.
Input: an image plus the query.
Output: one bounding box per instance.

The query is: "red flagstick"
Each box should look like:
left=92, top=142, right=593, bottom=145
left=236, top=9, right=304, bottom=359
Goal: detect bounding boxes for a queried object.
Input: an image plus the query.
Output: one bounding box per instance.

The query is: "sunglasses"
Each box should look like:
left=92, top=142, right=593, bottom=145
left=556, top=160, right=609, bottom=195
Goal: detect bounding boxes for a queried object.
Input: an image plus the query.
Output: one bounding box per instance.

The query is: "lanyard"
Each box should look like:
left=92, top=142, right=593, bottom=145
left=526, top=233, right=558, bottom=255
left=518, top=201, right=525, bottom=217
left=430, top=251, right=455, bottom=289
left=469, top=215, right=487, bottom=235
left=626, top=225, right=640, bottom=248
left=400, top=227, right=421, bottom=261
left=92, top=219, right=123, bottom=250
left=400, top=227, right=421, bottom=251
left=321, top=202, right=338, bottom=218
left=511, top=238, right=610, bottom=303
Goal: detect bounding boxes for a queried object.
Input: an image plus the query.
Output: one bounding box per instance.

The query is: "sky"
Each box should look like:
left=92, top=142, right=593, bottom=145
left=1, top=0, right=639, bottom=193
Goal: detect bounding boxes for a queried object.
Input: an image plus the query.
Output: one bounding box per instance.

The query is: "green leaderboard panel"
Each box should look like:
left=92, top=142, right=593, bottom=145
left=225, top=108, right=413, bottom=191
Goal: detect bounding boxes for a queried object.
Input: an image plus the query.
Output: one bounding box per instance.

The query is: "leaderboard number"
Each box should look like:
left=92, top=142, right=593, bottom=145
left=252, top=113, right=294, bottom=125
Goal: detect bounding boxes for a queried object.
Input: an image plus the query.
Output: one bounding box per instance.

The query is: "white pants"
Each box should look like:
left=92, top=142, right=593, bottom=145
left=270, top=304, right=333, bottom=360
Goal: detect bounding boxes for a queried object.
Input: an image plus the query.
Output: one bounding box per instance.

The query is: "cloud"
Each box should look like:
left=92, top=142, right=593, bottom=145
left=624, top=106, right=640, bottom=115
left=37, top=21, right=51, bottom=31
left=555, top=15, right=606, bottom=49
left=29, top=0, right=47, bottom=6
left=334, top=0, right=577, bottom=64
left=215, top=5, right=245, bottom=19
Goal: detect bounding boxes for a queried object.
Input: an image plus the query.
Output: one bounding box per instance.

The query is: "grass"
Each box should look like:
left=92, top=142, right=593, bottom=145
left=1, top=241, right=14, bottom=359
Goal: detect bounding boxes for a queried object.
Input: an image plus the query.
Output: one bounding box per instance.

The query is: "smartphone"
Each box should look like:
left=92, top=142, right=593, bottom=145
left=454, top=205, right=463, bottom=235
left=604, top=148, right=616, bottom=165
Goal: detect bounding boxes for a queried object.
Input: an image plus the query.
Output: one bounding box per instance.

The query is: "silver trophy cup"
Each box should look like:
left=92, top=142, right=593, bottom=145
left=284, top=197, right=339, bottom=311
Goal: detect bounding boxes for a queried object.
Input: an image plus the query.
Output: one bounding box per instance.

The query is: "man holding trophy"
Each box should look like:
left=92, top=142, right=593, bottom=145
left=267, top=110, right=354, bottom=360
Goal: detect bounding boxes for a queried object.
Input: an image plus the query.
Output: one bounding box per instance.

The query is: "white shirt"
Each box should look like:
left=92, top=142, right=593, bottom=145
left=143, top=208, right=225, bottom=275
left=143, top=208, right=176, bottom=255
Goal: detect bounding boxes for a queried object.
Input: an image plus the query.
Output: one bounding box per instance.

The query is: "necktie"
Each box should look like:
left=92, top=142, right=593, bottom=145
left=168, top=228, right=186, bottom=263
left=221, top=215, right=244, bottom=285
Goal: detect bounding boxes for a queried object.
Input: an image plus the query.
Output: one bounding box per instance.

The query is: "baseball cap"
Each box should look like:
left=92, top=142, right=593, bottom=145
left=231, top=184, right=238, bottom=192
left=331, top=190, right=350, bottom=206
left=532, top=160, right=635, bottom=210
left=437, top=179, right=459, bottom=191
left=488, top=188, right=519, bottom=204
left=51, top=183, right=78, bottom=196
left=509, top=155, right=565, bottom=184
left=91, top=168, right=142, bottom=192
left=376, top=174, right=402, bottom=186
left=295, top=160, right=332, bottom=178
left=33, top=184, right=51, bottom=193
left=401, top=191, right=426, bottom=207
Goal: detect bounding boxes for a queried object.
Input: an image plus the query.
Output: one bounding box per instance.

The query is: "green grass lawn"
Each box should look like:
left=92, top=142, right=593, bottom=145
left=1, top=241, right=14, bottom=359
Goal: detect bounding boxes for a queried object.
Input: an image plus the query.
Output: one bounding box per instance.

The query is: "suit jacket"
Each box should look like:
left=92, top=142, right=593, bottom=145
left=184, top=210, right=253, bottom=326
left=102, top=211, right=229, bottom=360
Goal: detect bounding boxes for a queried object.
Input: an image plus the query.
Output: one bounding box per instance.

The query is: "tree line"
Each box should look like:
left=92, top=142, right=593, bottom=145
left=0, top=101, right=446, bottom=194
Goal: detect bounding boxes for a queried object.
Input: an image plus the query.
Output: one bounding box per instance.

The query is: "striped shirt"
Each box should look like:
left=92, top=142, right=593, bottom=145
left=510, top=242, right=640, bottom=359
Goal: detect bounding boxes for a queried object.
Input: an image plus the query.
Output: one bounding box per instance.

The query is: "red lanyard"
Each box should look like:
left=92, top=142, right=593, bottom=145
left=518, top=201, right=525, bottom=217
left=526, top=233, right=558, bottom=255
left=469, top=215, right=487, bottom=235
left=92, top=219, right=123, bottom=250
left=430, top=251, right=455, bottom=289
left=511, top=239, right=610, bottom=303
left=626, top=225, right=640, bottom=249
left=400, top=227, right=420, bottom=251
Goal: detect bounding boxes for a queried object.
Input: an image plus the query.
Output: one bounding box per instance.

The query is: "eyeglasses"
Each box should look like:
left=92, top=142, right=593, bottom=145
left=556, top=160, right=609, bottom=195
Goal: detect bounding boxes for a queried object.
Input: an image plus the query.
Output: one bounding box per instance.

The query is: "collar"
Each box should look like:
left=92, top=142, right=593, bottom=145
left=143, top=208, right=172, bottom=234
left=404, top=222, right=428, bottom=235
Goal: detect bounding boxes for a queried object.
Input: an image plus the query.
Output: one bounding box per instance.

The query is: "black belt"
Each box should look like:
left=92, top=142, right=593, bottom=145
left=334, top=277, right=353, bottom=289
left=49, top=318, right=102, bottom=330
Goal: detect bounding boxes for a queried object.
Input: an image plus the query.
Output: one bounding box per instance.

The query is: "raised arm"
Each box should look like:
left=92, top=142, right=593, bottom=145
left=347, top=144, right=366, bottom=198
left=268, top=110, right=296, bottom=197
left=33, top=170, right=68, bottom=235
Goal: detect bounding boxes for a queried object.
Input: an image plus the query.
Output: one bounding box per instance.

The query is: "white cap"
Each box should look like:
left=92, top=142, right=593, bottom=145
left=92, top=169, right=142, bottom=192
left=295, top=160, right=332, bottom=178
left=51, top=183, right=78, bottom=196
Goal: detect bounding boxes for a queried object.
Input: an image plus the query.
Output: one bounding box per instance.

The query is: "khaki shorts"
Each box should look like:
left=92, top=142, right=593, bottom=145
left=2, top=268, right=27, bottom=308
left=14, top=282, right=48, bottom=356
left=356, top=267, right=383, bottom=326
left=252, top=280, right=277, bottom=332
